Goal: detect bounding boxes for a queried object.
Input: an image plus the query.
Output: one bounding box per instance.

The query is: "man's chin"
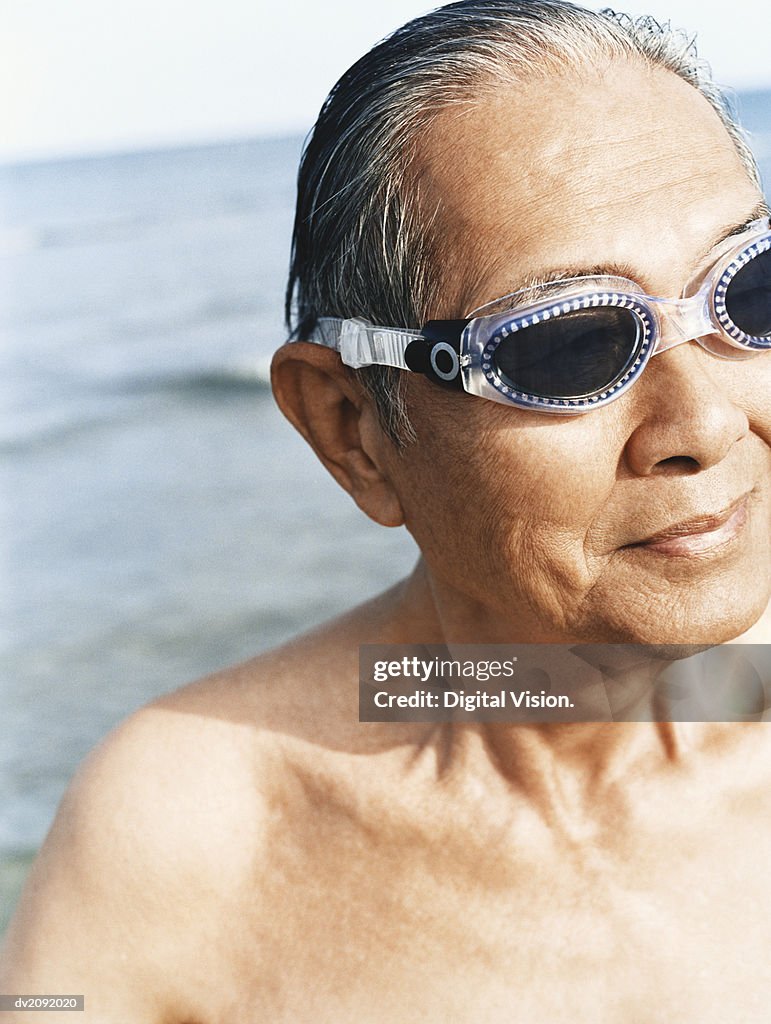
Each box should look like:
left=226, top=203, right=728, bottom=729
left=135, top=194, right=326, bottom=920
left=571, top=555, right=771, bottom=648
left=565, top=585, right=769, bottom=647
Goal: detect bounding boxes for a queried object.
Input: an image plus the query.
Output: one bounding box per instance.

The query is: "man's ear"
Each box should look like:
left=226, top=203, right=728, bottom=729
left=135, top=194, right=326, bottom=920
left=271, top=342, right=405, bottom=528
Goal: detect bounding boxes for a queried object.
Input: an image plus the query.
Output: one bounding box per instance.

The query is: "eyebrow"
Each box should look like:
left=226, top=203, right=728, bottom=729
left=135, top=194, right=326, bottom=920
left=702, top=200, right=771, bottom=253
left=479, top=200, right=771, bottom=310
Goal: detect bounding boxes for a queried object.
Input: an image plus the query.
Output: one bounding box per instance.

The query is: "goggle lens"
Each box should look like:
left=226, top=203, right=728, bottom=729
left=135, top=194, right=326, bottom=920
left=724, top=245, right=771, bottom=340
left=492, top=307, right=643, bottom=400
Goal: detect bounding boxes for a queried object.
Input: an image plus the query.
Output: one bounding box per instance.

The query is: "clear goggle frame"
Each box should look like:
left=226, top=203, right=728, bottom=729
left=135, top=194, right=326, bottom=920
left=303, top=218, right=771, bottom=414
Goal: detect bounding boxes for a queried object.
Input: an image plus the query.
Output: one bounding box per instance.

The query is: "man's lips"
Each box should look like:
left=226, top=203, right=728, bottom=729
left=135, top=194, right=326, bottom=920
left=624, top=495, right=751, bottom=556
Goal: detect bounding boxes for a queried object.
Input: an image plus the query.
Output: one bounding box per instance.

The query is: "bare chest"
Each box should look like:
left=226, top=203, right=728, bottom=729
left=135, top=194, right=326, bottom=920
left=203, top=805, right=771, bottom=1024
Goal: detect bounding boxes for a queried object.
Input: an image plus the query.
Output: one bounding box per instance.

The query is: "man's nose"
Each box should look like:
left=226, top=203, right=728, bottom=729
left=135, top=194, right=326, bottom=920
left=623, top=341, right=749, bottom=476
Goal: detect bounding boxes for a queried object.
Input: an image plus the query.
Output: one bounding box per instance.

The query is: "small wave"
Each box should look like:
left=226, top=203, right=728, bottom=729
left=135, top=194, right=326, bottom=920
left=0, top=407, right=126, bottom=456
left=137, top=357, right=274, bottom=395
left=0, top=216, right=159, bottom=256
left=0, top=215, right=158, bottom=256
left=1, top=201, right=274, bottom=257
left=0, top=360, right=274, bottom=454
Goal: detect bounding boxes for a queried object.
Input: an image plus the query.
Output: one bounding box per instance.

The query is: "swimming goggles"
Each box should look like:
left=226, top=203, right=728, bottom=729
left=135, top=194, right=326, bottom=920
left=305, top=218, right=771, bottom=413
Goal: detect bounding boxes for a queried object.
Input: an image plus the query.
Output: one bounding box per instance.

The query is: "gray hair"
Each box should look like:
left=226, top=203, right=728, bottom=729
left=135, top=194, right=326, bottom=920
left=285, top=0, right=762, bottom=447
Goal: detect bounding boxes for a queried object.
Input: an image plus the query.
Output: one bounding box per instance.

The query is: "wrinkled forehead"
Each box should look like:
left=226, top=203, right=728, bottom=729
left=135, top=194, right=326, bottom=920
left=416, top=59, right=760, bottom=316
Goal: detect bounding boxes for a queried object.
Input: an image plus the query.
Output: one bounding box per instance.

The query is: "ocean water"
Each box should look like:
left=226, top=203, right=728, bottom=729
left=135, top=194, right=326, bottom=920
left=0, top=134, right=422, bottom=931
left=2, top=91, right=770, bottom=932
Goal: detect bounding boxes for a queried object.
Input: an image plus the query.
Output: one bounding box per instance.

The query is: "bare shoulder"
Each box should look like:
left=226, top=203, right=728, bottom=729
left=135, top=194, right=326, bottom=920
left=1, top=619, right=360, bottom=924
left=0, top=684, right=277, bottom=1021
left=0, top=593, right=424, bottom=1020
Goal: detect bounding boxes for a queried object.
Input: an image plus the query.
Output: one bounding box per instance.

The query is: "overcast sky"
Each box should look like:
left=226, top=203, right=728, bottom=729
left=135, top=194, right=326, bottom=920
left=3, top=0, right=770, bottom=162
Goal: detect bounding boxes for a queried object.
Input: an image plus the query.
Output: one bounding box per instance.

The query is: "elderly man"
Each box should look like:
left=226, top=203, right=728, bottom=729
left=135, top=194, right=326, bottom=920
left=2, top=0, right=770, bottom=1020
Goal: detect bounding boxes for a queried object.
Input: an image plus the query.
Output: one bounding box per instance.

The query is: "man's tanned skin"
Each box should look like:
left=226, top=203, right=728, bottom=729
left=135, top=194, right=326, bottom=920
left=2, top=58, right=771, bottom=1024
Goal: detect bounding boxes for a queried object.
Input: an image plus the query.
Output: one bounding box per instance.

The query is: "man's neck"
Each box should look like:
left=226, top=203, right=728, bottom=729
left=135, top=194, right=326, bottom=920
left=380, top=558, right=770, bottom=785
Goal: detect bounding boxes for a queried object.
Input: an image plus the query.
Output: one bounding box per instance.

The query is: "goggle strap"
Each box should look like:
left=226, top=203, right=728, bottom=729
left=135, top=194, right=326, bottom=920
left=308, top=317, right=418, bottom=369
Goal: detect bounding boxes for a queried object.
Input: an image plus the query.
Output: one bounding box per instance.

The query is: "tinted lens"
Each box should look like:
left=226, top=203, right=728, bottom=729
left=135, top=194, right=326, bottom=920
left=492, top=307, right=642, bottom=399
left=724, top=246, right=771, bottom=338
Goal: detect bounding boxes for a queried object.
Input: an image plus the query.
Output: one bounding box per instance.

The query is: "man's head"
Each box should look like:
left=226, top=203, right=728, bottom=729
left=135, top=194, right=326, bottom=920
left=282, top=0, right=761, bottom=445
left=272, top=0, right=771, bottom=645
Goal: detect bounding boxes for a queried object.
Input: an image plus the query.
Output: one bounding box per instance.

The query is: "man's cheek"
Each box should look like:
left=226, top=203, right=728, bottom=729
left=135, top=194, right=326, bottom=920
left=505, top=517, right=589, bottom=592
left=725, top=360, right=771, bottom=446
left=749, top=398, right=771, bottom=450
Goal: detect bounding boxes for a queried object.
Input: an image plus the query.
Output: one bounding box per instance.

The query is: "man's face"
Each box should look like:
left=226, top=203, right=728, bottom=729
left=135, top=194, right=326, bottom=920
left=386, top=60, right=771, bottom=644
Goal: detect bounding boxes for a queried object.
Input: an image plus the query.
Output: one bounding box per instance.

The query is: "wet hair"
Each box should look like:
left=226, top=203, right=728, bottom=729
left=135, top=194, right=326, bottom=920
left=285, top=0, right=762, bottom=446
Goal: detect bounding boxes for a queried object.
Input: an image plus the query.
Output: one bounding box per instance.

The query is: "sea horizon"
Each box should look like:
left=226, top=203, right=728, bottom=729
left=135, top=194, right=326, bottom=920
left=2, top=83, right=768, bottom=169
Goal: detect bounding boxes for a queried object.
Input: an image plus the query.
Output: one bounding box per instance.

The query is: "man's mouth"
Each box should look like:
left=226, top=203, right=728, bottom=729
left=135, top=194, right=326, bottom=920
left=625, top=495, right=751, bottom=557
